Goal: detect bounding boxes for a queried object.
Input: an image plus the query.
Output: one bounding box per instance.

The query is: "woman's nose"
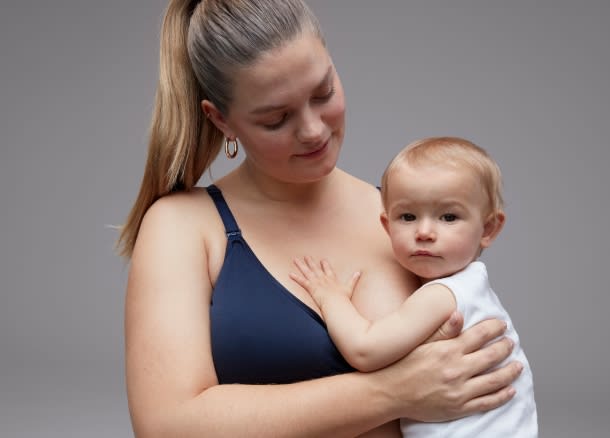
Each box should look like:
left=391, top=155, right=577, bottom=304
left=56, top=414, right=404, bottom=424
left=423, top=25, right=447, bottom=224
left=296, top=109, right=324, bottom=143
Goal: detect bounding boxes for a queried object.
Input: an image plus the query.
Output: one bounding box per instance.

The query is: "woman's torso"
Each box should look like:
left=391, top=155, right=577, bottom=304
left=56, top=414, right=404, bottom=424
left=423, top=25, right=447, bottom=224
left=205, top=169, right=417, bottom=317
left=206, top=183, right=356, bottom=383
left=200, top=168, right=420, bottom=436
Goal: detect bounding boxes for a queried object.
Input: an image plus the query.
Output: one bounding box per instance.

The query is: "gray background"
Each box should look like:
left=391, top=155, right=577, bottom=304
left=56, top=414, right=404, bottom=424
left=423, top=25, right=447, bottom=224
left=1, top=0, right=608, bottom=436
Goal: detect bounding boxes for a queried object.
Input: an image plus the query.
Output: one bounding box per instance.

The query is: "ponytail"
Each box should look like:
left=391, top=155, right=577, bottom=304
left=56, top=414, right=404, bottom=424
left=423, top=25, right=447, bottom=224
left=116, top=0, right=223, bottom=258
left=117, top=0, right=323, bottom=259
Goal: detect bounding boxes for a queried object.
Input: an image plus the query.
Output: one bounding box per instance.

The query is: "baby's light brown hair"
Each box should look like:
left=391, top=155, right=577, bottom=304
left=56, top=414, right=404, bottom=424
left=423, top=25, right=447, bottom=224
left=380, top=137, right=504, bottom=220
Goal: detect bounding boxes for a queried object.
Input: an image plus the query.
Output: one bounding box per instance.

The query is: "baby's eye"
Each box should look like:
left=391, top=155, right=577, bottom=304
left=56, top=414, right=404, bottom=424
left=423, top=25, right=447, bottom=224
left=441, top=214, right=458, bottom=222
left=400, top=213, right=416, bottom=221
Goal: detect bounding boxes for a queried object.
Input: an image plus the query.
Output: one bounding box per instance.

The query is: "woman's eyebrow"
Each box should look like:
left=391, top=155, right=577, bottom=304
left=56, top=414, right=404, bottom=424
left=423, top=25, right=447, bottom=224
left=249, top=66, right=333, bottom=115
left=317, top=65, right=333, bottom=88
left=250, top=102, right=287, bottom=115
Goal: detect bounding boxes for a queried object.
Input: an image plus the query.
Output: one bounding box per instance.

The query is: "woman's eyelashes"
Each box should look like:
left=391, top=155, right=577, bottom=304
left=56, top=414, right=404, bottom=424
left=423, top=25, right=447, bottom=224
left=314, top=86, right=335, bottom=102
left=263, top=114, right=287, bottom=130
left=261, top=86, right=335, bottom=130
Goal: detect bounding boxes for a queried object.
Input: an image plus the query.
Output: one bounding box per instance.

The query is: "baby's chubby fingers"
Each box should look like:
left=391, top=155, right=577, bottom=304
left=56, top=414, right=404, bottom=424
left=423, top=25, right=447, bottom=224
left=320, top=259, right=336, bottom=278
left=289, top=257, right=315, bottom=289
left=288, top=270, right=309, bottom=290
left=293, top=256, right=314, bottom=276
left=300, top=256, right=333, bottom=280
left=303, top=255, right=324, bottom=275
left=290, top=256, right=328, bottom=287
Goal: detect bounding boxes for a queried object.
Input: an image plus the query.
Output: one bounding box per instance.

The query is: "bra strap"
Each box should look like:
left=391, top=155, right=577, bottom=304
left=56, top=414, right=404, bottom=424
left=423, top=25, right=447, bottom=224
left=206, top=185, right=242, bottom=237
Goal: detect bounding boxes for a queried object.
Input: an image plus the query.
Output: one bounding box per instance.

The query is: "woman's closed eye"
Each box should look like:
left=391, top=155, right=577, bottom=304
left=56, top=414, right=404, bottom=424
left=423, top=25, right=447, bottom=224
left=262, top=84, right=335, bottom=130
left=313, top=86, right=335, bottom=103
left=263, top=113, right=288, bottom=130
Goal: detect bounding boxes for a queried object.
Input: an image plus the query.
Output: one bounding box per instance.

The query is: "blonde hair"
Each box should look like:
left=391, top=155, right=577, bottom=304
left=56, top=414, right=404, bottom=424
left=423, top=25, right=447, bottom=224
left=380, top=137, right=504, bottom=217
left=117, top=0, right=323, bottom=258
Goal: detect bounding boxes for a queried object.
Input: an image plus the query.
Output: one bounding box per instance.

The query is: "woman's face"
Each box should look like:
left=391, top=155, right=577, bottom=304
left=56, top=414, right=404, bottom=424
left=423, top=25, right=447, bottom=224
left=217, top=32, right=346, bottom=184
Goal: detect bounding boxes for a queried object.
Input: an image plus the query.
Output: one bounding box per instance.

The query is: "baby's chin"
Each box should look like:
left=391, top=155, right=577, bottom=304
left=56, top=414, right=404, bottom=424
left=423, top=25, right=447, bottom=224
left=408, top=265, right=456, bottom=283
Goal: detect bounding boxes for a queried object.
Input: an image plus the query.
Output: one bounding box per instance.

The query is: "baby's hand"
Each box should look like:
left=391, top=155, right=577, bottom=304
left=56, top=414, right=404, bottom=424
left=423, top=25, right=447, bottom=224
left=290, top=256, right=360, bottom=307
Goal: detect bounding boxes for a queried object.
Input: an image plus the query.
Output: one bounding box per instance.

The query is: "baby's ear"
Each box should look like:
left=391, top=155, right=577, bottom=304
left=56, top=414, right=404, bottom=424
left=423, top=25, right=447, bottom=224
left=380, top=212, right=391, bottom=236
left=480, top=211, right=506, bottom=248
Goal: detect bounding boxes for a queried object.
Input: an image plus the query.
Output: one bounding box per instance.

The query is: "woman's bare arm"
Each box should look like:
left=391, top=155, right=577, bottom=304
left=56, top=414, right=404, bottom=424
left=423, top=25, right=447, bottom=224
left=125, top=195, right=400, bottom=437
left=125, top=195, right=521, bottom=437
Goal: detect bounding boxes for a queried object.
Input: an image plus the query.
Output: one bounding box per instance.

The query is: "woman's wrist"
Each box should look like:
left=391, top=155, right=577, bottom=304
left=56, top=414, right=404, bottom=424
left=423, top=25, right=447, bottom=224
left=364, top=366, right=412, bottom=423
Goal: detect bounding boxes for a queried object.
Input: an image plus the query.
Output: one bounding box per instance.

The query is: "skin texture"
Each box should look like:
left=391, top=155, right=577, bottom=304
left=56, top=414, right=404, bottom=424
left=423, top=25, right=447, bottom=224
left=289, top=162, right=506, bottom=374
left=203, top=35, right=345, bottom=188
left=125, top=31, right=521, bottom=437
left=381, top=161, right=505, bottom=281
left=291, top=256, right=457, bottom=372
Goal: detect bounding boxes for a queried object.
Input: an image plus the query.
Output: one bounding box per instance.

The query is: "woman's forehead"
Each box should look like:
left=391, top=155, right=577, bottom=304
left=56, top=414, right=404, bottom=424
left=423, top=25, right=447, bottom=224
left=231, top=33, right=332, bottom=110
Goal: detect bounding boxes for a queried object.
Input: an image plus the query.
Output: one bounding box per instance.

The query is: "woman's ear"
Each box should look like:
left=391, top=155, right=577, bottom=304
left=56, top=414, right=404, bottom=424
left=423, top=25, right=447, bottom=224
left=201, top=100, right=233, bottom=138
left=480, top=211, right=506, bottom=249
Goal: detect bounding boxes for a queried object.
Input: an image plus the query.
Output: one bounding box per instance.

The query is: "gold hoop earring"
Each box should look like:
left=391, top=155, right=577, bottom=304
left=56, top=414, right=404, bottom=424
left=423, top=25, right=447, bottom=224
left=225, top=138, right=239, bottom=159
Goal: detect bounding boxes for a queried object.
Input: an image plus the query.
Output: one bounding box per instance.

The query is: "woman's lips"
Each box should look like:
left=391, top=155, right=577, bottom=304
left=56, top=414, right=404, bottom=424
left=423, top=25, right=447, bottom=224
left=295, top=140, right=329, bottom=158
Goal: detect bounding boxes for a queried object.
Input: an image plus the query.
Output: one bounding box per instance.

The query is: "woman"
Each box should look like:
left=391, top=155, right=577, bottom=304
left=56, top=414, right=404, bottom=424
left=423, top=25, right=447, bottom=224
left=119, top=1, right=522, bottom=436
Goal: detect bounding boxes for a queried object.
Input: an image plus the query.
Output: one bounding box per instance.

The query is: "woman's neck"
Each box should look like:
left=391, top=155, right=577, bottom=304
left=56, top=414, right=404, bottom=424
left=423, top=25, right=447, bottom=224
left=231, top=162, right=344, bottom=206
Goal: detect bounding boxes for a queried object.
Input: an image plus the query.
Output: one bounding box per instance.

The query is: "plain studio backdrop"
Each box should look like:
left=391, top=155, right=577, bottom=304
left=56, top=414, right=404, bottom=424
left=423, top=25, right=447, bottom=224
left=1, top=1, right=608, bottom=436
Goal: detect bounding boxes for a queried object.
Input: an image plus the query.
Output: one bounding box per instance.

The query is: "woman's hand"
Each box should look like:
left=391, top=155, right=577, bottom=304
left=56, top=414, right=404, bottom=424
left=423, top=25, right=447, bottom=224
left=373, top=317, right=522, bottom=422
left=424, top=310, right=464, bottom=343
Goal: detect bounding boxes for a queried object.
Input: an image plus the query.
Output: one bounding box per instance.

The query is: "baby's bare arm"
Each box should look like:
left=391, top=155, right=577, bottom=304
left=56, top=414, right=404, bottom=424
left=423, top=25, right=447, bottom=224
left=291, top=257, right=456, bottom=372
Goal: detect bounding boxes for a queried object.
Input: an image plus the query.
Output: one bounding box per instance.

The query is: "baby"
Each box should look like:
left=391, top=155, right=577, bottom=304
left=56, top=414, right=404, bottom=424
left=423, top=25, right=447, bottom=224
left=291, top=137, right=538, bottom=437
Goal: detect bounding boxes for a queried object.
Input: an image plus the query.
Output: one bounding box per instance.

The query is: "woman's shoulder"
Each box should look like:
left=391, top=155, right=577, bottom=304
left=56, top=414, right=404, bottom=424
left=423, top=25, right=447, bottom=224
left=137, top=186, right=224, bottom=249
left=147, top=185, right=218, bottom=215
left=336, top=169, right=383, bottom=206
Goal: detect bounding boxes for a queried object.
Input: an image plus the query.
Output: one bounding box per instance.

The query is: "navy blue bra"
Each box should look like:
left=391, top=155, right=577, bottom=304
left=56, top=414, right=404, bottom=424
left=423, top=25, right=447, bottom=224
left=206, top=185, right=354, bottom=384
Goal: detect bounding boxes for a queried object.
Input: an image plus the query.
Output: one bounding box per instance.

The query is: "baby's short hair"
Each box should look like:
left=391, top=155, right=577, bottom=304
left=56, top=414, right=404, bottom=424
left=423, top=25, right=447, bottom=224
left=381, top=137, right=504, bottom=217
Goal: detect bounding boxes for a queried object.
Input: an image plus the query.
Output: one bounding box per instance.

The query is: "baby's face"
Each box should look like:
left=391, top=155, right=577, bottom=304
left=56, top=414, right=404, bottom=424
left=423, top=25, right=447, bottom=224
left=381, top=162, right=489, bottom=281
